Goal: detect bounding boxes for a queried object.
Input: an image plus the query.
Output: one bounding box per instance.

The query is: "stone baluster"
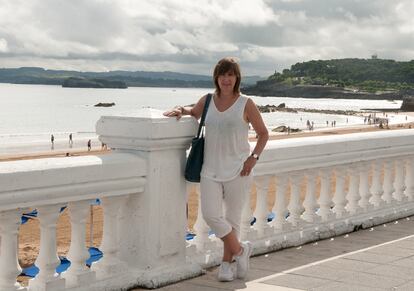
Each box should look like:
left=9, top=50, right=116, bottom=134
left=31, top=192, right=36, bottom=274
left=382, top=160, right=395, bottom=204
left=29, top=205, right=66, bottom=291
left=62, top=200, right=96, bottom=288
left=317, top=168, right=333, bottom=221
left=345, top=164, right=361, bottom=215
left=301, top=171, right=319, bottom=223
left=358, top=162, right=372, bottom=211
left=192, top=184, right=215, bottom=251
left=92, top=196, right=127, bottom=279
left=271, top=175, right=288, bottom=230
left=0, top=210, right=25, bottom=291
left=253, top=175, right=272, bottom=237
left=287, top=172, right=303, bottom=227
left=240, top=181, right=256, bottom=241
left=393, top=159, right=406, bottom=202
left=405, top=158, right=414, bottom=201
left=332, top=167, right=347, bottom=218
left=370, top=160, right=384, bottom=208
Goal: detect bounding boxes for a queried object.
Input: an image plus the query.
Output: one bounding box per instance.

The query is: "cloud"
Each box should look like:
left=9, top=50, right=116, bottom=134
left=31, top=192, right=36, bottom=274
left=0, top=38, right=8, bottom=52
left=0, top=0, right=413, bottom=76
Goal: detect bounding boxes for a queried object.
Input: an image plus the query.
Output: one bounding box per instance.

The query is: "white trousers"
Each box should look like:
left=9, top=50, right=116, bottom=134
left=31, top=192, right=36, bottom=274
left=200, top=175, right=252, bottom=239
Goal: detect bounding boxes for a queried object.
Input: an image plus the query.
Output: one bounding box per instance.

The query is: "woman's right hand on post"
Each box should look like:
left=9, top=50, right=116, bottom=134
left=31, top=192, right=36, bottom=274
left=163, top=106, right=183, bottom=120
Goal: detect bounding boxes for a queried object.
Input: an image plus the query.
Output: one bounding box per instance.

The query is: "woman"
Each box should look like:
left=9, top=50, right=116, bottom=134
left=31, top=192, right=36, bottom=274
left=164, top=57, right=268, bottom=281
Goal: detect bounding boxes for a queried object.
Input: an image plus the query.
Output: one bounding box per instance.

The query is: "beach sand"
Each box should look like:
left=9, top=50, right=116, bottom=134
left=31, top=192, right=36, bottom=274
left=5, top=119, right=413, bottom=284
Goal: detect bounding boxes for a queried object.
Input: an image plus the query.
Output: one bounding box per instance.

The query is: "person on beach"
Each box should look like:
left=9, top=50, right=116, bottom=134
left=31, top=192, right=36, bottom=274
left=87, top=139, right=91, bottom=151
left=69, top=133, right=73, bottom=147
left=163, top=57, right=269, bottom=282
left=51, top=134, right=55, bottom=150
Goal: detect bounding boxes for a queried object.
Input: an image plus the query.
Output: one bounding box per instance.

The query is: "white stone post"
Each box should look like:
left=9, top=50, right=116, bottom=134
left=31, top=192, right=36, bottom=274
left=382, top=160, right=395, bottom=204
left=271, top=175, right=288, bottom=230
left=29, top=205, right=65, bottom=291
left=393, top=159, right=406, bottom=202
left=287, top=172, right=303, bottom=227
left=370, top=160, right=384, bottom=208
left=302, top=171, right=318, bottom=223
left=317, top=169, right=333, bottom=221
left=96, top=109, right=202, bottom=288
left=358, top=162, right=372, bottom=211
left=345, top=165, right=361, bottom=215
left=0, top=210, right=25, bottom=291
left=63, top=200, right=96, bottom=287
left=332, top=167, right=347, bottom=218
left=253, top=175, right=272, bottom=237
left=405, top=158, right=414, bottom=201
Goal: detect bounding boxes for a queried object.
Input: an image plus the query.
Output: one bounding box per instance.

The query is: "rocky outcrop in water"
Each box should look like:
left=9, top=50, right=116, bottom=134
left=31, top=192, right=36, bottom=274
left=94, top=102, right=116, bottom=107
left=401, top=96, right=414, bottom=111
left=272, top=125, right=301, bottom=133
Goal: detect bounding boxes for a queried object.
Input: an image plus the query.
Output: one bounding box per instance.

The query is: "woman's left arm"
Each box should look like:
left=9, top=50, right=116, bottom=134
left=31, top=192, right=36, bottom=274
left=240, top=98, right=269, bottom=176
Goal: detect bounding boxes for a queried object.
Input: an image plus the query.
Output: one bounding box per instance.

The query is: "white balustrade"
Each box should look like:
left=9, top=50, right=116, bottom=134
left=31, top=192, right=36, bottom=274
left=62, top=201, right=96, bottom=288
left=358, top=163, right=372, bottom=211
left=346, top=165, right=361, bottom=215
left=317, top=169, right=333, bottom=221
left=405, top=158, right=414, bottom=201
left=393, top=159, right=406, bottom=202
left=92, top=197, right=126, bottom=278
left=302, top=171, right=318, bottom=223
left=2, top=111, right=414, bottom=290
left=370, top=160, right=384, bottom=208
left=332, top=167, right=347, bottom=218
left=382, top=160, right=395, bottom=204
left=271, top=175, right=288, bottom=230
left=287, top=173, right=303, bottom=227
left=0, top=210, right=25, bottom=291
left=240, top=182, right=256, bottom=241
left=192, top=184, right=215, bottom=252
left=253, top=175, right=272, bottom=237
left=29, top=205, right=66, bottom=291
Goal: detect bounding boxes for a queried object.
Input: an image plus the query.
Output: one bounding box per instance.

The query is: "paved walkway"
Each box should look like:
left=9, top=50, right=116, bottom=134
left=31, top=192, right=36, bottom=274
left=134, top=216, right=414, bottom=290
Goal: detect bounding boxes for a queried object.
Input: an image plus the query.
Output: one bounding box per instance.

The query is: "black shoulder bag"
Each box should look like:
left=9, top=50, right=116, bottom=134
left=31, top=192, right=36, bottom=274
left=185, top=93, right=213, bottom=182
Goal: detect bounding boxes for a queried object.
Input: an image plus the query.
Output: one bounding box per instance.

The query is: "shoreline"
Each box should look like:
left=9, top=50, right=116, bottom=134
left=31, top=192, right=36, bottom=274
left=0, top=148, right=110, bottom=162
left=2, top=120, right=413, bottom=162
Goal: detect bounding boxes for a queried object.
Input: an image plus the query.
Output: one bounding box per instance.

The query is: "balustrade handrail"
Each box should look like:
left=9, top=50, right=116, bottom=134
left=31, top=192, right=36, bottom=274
left=255, top=129, right=414, bottom=175
left=0, top=153, right=147, bottom=211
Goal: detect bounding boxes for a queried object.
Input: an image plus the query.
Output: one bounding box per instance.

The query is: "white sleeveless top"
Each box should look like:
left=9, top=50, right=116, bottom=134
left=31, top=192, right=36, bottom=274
left=201, top=94, right=250, bottom=182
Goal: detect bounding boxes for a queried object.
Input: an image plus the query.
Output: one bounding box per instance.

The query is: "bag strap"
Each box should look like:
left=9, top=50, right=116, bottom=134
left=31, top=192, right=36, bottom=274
left=196, top=93, right=213, bottom=138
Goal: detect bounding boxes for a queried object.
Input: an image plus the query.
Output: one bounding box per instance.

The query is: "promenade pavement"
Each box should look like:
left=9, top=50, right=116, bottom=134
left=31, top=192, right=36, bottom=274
left=134, top=216, right=414, bottom=291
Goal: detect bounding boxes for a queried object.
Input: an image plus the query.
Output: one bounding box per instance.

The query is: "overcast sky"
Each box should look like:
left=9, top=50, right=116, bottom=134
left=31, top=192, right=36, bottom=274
left=0, top=0, right=413, bottom=77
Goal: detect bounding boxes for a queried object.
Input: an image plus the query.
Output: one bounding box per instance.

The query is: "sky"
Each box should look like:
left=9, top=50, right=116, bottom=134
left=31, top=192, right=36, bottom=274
left=0, top=0, right=413, bottom=77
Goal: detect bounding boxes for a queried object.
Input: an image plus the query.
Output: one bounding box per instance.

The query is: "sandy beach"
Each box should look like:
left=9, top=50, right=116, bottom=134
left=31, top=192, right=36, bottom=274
left=5, top=117, right=413, bottom=284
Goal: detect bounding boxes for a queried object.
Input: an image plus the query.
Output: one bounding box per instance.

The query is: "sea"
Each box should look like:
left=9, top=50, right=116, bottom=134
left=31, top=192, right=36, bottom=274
left=0, top=83, right=409, bottom=155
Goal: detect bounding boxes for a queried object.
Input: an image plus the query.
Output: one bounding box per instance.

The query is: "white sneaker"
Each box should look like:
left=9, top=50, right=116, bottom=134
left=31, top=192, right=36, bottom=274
left=217, top=261, right=234, bottom=282
left=236, top=241, right=253, bottom=279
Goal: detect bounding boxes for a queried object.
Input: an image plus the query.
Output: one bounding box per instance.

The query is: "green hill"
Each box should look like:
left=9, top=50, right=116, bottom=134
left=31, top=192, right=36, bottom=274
left=244, top=58, right=414, bottom=99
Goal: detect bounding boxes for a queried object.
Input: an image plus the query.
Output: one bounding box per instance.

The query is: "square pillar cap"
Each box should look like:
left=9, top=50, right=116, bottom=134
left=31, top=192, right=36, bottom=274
left=96, top=108, right=198, bottom=151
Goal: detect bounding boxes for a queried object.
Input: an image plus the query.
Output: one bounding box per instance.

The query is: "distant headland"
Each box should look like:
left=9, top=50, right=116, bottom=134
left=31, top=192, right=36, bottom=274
left=2, top=58, right=414, bottom=97
left=244, top=58, right=414, bottom=100
left=0, top=67, right=262, bottom=89
left=63, top=77, right=127, bottom=89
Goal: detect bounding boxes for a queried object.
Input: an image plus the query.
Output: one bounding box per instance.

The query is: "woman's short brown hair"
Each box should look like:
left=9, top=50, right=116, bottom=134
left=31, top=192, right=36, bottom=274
left=213, top=57, right=241, bottom=95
